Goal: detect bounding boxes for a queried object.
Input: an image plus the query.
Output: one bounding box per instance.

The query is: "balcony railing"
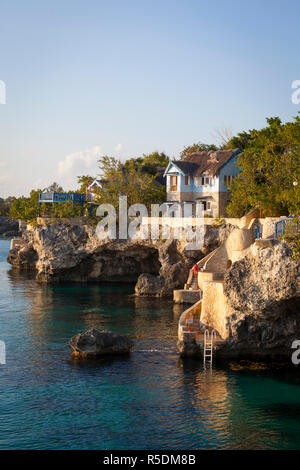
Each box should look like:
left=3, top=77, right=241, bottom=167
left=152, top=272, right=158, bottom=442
left=39, top=192, right=86, bottom=204
left=274, top=217, right=300, bottom=239
left=169, top=185, right=177, bottom=192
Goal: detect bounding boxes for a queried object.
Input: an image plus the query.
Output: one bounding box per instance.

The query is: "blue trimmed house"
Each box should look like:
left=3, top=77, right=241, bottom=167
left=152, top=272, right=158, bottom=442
left=163, top=149, right=241, bottom=217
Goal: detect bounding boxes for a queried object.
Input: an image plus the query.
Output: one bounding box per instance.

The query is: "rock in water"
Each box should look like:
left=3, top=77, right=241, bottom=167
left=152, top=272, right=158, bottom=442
left=68, top=328, right=133, bottom=358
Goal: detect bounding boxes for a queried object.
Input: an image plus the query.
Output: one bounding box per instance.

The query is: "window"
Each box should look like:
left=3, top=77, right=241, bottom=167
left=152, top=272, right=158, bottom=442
left=224, top=175, right=235, bottom=186
left=200, top=176, right=210, bottom=185
left=169, top=175, right=177, bottom=191
left=195, top=176, right=210, bottom=186
left=185, top=175, right=190, bottom=185
left=199, top=201, right=211, bottom=211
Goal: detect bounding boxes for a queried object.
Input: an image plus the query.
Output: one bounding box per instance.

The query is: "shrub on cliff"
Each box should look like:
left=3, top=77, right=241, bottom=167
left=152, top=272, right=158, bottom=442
left=9, top=190, right=88, bottom=222
left=282, top=219, right=300, bottom=260
left=9, top=190, right=40, bottom=222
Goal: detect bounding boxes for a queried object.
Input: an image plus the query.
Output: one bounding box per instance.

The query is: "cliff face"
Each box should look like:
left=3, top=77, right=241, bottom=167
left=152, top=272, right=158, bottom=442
left=222, top=240, right=300, bottom=358
left=7, top=221, right=233, bottom=296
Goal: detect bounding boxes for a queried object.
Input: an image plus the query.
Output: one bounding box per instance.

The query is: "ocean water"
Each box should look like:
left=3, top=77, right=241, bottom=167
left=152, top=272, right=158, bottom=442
left=0, top=237, right=300, bottom=450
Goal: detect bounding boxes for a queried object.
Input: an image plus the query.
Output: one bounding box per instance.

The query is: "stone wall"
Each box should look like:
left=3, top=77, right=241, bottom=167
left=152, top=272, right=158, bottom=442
left=200, top=281, right=232, bottom=339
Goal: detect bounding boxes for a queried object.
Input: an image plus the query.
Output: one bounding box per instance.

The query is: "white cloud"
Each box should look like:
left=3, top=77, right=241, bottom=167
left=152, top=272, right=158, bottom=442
left=57, top=146, right=103, bottom=189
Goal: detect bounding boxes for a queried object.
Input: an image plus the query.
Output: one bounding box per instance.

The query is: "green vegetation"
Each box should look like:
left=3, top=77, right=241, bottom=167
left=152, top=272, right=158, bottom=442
left=9, top=189, right=89, bottom=222
left=179, top=117, right=299, bottom=219
left=124, top=151, right=169, bottom=175
left=226, top=116, right=300, bottom=217
left=8, top=150, right=168, bottom=222
left=7, top=117, right=300, bottom=227
left=77, top=175, right=93, bottom=193
left=0, top=197, right=16, bottom=217
left=95, top=156, right=166, bottom=209
left=43, top=182, right=64, bottom=193
left=179, top=142, right=218, bottom=161
left=9, top=190, right=40, bottom=221
left=292, top=236, right=300, bottom=260
left=281, top=219, right=300, bottom=260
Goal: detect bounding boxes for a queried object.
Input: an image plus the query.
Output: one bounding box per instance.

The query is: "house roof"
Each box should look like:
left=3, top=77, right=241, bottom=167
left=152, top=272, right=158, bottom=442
left=172, top=161, right=199, bottom=175
left=166, top=149, right=240, bottom=177
left=87, top=178, right=109, bottom=190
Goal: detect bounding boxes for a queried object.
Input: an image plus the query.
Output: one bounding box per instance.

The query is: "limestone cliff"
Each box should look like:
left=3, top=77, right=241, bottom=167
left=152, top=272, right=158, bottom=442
left=7, top=221, right=233, bottom=296
left=222, top=240, right=300, bottom=359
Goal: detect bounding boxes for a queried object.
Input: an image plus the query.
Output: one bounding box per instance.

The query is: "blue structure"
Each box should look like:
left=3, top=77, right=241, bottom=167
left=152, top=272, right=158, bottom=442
left=38, top=192, right=87, bottom=216
left=254, top=224, right=263, bottom=239
left=274, top=217, right=300, bottom=239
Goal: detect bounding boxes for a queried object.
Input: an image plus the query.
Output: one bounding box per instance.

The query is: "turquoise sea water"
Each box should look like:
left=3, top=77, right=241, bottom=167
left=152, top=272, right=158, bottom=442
left=0, top=237, right=300, bottom=450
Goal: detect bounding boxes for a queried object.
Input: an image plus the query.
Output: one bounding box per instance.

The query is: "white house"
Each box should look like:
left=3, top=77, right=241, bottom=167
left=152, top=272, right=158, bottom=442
left=163, top=149, right=241, bottom=217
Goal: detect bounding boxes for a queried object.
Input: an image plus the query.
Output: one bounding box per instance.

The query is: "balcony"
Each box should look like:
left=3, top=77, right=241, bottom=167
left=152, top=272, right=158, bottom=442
left=39, top=192, right=86, bottom=204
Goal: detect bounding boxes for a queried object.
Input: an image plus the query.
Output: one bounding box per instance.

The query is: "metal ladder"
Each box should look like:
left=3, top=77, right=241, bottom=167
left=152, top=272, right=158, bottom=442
left=203, top=329, right=216, bottom=367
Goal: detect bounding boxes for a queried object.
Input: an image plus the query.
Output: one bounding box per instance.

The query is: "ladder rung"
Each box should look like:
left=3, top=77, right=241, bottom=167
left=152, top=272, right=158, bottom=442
left=203, top=329, right=216, bottom=365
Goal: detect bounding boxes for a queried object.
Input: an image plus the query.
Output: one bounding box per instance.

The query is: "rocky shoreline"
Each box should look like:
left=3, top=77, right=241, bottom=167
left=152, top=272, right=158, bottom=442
left=6, top=219, right=300, bottom=362
left=7, top=220, right=233, bottom=296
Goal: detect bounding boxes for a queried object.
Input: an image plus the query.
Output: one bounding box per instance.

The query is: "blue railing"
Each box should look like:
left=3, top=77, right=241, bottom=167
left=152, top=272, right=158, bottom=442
left=39, top=192, right=86, bottom=204
left=274, top=217, right=300, bottom=239
left=254, top=224, right=262, bottom=239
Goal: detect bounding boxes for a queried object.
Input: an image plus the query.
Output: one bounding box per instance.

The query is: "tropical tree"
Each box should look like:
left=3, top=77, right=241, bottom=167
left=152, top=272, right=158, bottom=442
left=123, top=151, right=169, bottom=175
left=43, top=182, right=64, bottom=193
left=77, top=175, right=93, bottom=193
left=227, top=116, right=300, bottom=217
left=96, top=156, right=165, bottom=209
left=223, top=130, right=253, bottom=151
left=9, top=190, right=40, bottom=221
left=0, top=196, right=16, bottom=216
left=179, top=142, right=219, bottom=160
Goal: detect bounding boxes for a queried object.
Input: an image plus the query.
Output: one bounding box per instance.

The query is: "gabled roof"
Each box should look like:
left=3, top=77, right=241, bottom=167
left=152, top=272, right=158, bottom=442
left=164, top=149, right=240, bottom=177
left=171, top=161, right=199, bottom=175
left=87, top=178, right=109, bottom=190
left=164, top=160, right=198, bottom=177
left=188, top=149, right=240, bottom=176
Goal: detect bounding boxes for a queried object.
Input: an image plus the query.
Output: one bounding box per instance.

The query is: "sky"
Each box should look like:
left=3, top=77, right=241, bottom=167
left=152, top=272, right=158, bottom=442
left=0, top=0, right=300, bottom=197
